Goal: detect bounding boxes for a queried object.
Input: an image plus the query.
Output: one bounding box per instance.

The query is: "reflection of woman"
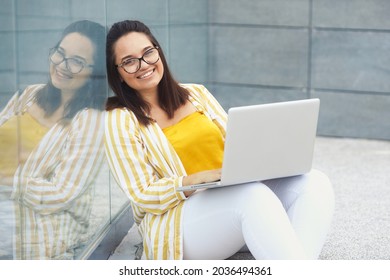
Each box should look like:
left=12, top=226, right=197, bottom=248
left=104, top=20, right=335, bottom=260
left=0, top=20, right=106, bottom=259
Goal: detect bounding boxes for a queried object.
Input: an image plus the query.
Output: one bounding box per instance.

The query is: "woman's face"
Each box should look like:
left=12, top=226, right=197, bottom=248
left=114, top=32, right=164, bottom=95
left=50, top=32, right=95, bottom=94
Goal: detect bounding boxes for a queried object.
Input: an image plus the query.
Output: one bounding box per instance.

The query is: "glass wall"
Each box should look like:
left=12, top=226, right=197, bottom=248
left=0, top=0, right=208, bottom=260
left=0, top=0, right=111, bottom=260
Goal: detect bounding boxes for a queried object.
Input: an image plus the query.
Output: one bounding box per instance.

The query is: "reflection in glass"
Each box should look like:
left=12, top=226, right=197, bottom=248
left=0, top=20, right=106, bottom=259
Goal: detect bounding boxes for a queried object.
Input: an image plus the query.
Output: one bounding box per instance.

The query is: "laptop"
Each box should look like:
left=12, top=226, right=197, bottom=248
left=176, top=98, right=320, bottom=192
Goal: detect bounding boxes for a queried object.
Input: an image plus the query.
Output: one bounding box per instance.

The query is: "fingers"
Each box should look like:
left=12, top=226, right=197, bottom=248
left=182, top=169, right=221, bottom=187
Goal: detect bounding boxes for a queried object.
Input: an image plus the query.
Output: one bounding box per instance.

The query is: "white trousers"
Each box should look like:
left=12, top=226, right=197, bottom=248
left=182, top=169, right=335, bottom=260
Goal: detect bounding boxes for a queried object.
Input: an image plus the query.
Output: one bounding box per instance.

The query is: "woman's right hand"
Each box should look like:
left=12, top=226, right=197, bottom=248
left=182, top=169, right=221, bottom=197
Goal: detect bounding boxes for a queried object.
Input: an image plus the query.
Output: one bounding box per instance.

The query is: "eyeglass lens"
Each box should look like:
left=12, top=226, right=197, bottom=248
left=49, top=48, right=86, bottom=74
left=121, top=48, right=159, bottom=74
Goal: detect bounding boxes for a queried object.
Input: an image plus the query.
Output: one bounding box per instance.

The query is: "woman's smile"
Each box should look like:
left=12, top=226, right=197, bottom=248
left=55, top=67, right=73, bottom=80
left=137, top=68, right=155, bottom=79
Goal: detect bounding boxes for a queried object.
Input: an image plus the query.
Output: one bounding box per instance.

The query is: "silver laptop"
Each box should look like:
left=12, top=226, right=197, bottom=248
left=176, top=98, right=320, bottom=192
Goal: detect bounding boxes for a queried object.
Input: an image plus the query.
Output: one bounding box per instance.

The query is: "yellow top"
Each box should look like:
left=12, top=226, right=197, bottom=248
left=163, top=111, right=224, bottom=175
left=0, top=113, right=49, bottom=179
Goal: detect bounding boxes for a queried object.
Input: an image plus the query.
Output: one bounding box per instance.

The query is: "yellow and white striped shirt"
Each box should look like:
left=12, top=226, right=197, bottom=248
left=104, top=84, right=227, bottom=259
left=1, top=84, right=105, bottom=259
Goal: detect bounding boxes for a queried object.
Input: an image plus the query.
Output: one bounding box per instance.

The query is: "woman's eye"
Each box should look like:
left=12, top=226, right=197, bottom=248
left=144, top=49, right=154, bottom=57
left=70, top=58, right=84, bottom=66
left=123, top=59, right=137, bottom=66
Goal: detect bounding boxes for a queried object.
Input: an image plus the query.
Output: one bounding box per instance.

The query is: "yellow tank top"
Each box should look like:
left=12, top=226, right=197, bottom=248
left=163, top=111, right=224, bottom=175
left=0, top=113, right=49, bottom=179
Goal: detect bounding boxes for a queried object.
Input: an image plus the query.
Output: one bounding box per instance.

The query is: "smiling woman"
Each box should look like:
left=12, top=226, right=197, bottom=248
left=0, top=20, right=107, bottom=260
left=104, top=20, right=335, bottom=260
left=114, top=32, right=164, bottom=97
left=49, top=33, right=95, bottom=93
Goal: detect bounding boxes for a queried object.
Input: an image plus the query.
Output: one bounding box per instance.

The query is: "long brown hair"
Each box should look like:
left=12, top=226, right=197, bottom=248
left=105, top=20, right=189, bottom=126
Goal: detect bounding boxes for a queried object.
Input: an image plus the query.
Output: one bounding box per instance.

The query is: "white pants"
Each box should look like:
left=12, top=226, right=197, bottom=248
left=182, top=169, right=335, bottom=260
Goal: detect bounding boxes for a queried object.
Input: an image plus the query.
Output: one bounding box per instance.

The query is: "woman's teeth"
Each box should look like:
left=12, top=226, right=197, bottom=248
left=56, top=69, right=72, bottom=79
left=138, top=69, right=153, bottom=79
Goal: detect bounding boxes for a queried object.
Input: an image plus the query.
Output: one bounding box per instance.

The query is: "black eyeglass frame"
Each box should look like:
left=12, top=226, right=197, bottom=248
left=116, top=47, right=160, bottom=74
left=49, top=47, right=94, bottom=74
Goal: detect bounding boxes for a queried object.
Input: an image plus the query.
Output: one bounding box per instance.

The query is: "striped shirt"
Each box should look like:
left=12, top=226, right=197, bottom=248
left=104, top=84, right=227, bottom=259
left=1, top=84, right=105, bottom=259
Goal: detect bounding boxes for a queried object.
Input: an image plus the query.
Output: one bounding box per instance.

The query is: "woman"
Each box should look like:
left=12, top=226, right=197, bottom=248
left=104, top=20, right=335, bottom=260
left=0, top=20, right=107, bottom=259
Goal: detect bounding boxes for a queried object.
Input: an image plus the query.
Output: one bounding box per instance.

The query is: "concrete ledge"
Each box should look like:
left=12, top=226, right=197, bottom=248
left=88, top=206, right=134, bottom=260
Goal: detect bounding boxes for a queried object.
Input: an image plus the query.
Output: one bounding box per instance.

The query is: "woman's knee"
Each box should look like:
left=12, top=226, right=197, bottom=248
left=308, top=169, right=331, bottom=185
left=308, top=169, right=334, bottom=199
left=302, top=169, right=335, bottom=215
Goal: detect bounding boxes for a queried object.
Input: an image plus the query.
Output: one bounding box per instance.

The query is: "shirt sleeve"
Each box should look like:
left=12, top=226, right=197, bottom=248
left=0, top=85, right=42, bottom=126
left=15, top=109, right=105, bottom=215
left=0, top=92, right=18, bottom=126
left=104, top=109, right=186, bottom=216
left=188, top=84, right=228, bottom=138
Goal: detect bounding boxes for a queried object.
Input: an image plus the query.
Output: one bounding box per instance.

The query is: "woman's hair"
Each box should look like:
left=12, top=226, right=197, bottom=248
left=105, top=20, right=189, bottom=126
left=36, top=20, right=107, bottom=119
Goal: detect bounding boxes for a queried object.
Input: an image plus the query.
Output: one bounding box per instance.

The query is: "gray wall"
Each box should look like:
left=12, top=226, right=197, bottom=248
left=209, top=0, right=390, bottom=140
left=1, top=0, right=389, bottom=140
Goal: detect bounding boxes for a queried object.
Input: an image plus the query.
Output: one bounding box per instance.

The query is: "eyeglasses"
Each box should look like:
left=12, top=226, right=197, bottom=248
left=49, top=47, right=93, bottom=74
left=116, top=47, right=160, bottom=74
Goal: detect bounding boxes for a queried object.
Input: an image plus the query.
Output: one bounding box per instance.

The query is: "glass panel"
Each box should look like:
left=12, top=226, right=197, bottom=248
left=0, top=0, right=112, bottom=260
left=0, top=0, right=17, bottom=260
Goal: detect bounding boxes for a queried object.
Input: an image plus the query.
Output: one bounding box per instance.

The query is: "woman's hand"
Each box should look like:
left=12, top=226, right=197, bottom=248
left=182, top=169, right=221, bottom=197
